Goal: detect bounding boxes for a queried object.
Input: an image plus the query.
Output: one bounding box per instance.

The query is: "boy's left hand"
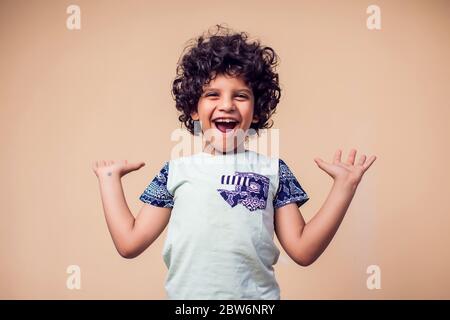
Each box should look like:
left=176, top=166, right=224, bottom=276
left=314, top=149, right=377, bottom=188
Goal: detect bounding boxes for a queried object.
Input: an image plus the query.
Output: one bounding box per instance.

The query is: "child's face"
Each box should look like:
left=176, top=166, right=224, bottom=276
left=191, top=72, right=258, bottom=154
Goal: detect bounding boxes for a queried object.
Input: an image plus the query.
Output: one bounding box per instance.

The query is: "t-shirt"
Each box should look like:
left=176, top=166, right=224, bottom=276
left=139, top=150, right=309, bottom=300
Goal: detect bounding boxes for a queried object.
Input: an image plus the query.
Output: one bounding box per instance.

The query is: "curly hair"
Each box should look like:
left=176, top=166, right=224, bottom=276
left=171, top=24, right=281, bottom=135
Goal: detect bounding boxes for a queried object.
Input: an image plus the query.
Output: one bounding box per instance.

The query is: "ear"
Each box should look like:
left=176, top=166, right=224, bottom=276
left=191, top=111, right=199, bottom=121
left=251, top=115, right=259, bottom=123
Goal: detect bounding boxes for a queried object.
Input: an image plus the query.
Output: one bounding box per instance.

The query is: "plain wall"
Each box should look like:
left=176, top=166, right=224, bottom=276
left=0, top=0, right=449, bottom=299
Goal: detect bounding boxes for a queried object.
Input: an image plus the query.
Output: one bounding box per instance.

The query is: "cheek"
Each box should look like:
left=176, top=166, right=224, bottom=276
left=196, top=103, right=213, bottom=121
left=241, top=104, right=255, bottom=123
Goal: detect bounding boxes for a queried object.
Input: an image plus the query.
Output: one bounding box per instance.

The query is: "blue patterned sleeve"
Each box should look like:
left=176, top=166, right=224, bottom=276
left=273, top=159, right=309, bottom=209
left=139, top=162, right=174, bottom=208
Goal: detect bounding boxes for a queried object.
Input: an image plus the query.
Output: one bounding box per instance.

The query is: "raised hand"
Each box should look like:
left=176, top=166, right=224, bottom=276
left=92, top=160, right=146, bottom=179
left=314, top=149, right=376, bottom=187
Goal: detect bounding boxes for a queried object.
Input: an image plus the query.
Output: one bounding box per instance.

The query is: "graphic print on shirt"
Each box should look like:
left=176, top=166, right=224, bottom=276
left=217, top=172, right=270, bottom=212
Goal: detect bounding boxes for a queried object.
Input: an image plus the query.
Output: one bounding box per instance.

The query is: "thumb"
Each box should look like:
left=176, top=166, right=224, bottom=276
left=127, top=161, right=146, bottom=171
left=314, top=158, right=327, bottom=170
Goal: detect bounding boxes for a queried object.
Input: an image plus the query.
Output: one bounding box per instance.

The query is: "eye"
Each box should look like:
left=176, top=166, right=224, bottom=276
left=204, top=93, right=248, bottom=99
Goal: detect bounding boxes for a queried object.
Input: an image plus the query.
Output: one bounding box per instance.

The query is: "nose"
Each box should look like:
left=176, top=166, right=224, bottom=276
left=217, top=97, right=236, bottom=112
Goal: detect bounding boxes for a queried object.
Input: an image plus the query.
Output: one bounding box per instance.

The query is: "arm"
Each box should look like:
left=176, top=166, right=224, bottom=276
left=275, top=149, right=377, bottom=266
left=94, top=160, right=171, bottom=259
left=275, top=180, right=355, bottom=266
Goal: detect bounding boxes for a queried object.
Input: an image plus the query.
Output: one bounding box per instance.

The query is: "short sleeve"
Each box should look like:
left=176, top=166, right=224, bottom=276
left=273, top=159, right=310, bottom=209
left=139, top=162, right=174, bottom=208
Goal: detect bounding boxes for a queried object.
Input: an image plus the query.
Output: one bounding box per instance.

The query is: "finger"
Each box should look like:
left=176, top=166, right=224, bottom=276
left=362, top=155, right=377, bottom=171
left=333, top=149, right=342, bottom=164
left=101, top=160, right=106, bottom=167
left=133, top=161, right=146, bottom=169
left=358, top=154, right=367, bottom=166
left=314, top=158, right=322, bottom=167
left=346, top=148, right=357, bottom=165
left=314, top=157, right=330, bottom=170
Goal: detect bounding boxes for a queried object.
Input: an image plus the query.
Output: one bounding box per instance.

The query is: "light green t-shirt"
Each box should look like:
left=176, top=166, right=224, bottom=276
left=139, top=150, right=309, bottom=299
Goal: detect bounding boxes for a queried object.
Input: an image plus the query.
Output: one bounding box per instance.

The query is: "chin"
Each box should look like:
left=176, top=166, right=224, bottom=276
left=209, top=133, right=247, bottom=154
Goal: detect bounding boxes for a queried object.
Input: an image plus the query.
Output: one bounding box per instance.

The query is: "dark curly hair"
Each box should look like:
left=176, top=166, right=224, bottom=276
left=172, top=24, right=281, bottom=135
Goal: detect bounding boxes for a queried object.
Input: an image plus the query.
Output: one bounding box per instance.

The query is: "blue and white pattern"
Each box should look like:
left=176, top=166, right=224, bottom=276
left=139, top=162, right=174, bottom=208
left=217, top=172, right=270, bottom=212
left=273, top=159, right=309, bottom=209
left=139, top=158, right=309, bottom=211
left=220, top=174, right=250, bottom=187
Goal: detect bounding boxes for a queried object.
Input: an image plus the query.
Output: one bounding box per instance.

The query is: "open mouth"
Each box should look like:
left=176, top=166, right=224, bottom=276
left=213, top=118, right=240, bottom=133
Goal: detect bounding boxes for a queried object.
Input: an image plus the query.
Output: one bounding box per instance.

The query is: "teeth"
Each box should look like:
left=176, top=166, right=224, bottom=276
left=214, top=118, right=237, bottom=123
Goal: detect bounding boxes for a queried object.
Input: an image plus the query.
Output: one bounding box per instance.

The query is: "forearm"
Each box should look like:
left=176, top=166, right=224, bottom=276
left=299, top=179, right=357, bottom=264
left=97, top=171, right=135, bottom=254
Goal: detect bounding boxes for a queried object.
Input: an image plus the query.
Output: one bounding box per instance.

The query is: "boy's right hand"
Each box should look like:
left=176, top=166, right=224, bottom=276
left=92, top=160, right=146, bottom=179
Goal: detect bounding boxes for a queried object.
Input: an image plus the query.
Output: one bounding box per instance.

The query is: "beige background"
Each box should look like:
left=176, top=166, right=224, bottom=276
left=1, top=0, right=449, bottom=299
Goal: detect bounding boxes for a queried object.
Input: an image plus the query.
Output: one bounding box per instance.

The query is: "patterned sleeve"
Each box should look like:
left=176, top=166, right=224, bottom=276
left=273, top=159, right=310, bottom=209
left=139, top=162, right=174, bottom=208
